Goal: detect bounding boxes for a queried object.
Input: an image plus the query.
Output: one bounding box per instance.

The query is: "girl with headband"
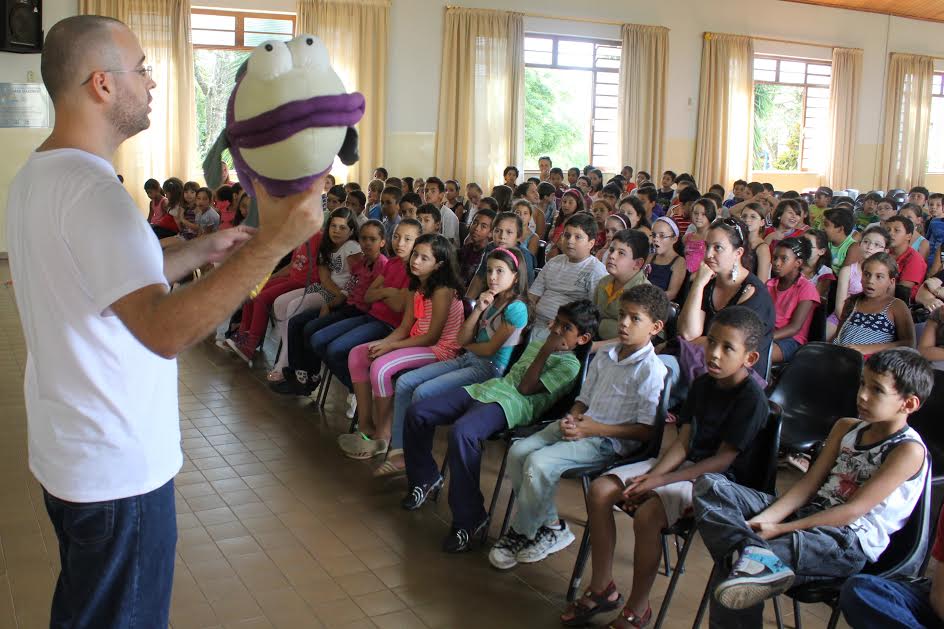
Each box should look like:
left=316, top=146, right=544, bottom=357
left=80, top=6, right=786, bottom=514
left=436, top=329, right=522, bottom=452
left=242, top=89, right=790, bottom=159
left=647, top=216, right=687, bottom=301
left=596, top=212, right=632, bottom=263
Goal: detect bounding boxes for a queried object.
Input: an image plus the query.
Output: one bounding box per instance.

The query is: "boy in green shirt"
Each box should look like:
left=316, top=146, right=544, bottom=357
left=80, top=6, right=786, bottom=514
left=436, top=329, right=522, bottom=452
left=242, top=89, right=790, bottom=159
left=401, top=300, right=599, bottom=553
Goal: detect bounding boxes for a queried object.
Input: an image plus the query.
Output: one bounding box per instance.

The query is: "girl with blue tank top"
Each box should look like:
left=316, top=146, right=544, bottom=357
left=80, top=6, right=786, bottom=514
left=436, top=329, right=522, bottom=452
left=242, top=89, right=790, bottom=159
left=375, top=247, right=530, bottom=477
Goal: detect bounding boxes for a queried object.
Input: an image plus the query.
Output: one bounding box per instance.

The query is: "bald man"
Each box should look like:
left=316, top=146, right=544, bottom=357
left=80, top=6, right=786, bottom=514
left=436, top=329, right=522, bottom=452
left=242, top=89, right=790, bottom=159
left=5, top=15, right=325, bottom=627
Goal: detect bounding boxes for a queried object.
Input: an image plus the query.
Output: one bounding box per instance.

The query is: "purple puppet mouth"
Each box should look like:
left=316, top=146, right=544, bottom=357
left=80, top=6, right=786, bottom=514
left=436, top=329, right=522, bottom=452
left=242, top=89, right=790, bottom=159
left=226, top=92, right=365, bottom=150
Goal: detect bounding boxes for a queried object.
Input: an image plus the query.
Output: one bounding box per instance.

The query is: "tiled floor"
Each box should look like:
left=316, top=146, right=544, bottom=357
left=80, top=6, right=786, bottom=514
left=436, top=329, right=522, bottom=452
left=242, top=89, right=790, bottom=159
left=0, top=259, right=844, bottom=628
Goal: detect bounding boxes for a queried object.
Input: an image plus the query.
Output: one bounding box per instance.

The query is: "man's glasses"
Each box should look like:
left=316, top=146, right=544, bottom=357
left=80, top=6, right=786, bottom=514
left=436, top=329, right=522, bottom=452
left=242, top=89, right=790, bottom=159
left=81, top=66, right=153, bottom=85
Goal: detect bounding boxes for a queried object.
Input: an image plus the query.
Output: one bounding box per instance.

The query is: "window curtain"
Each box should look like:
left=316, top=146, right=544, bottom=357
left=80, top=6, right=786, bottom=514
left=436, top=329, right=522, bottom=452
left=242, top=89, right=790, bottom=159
left=435, top=7, right=523, bottom=187
left=618, top=24, right=668, bottom=177
left=824, top=48, right=862, bottom=189
left=79, top=0, right=195, bottom=213
left=297, top=0, right=388, bottom=184
left=878, top=53, right=934, bottom=190
left=693, top=33, right=753, bottom=189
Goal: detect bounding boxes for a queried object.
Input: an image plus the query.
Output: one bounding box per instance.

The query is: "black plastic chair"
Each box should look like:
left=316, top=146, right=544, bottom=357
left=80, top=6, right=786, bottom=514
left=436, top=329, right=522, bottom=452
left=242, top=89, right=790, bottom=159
left=907, top=369, right=944, bottom=487
left=894, top=283, right=913, bottom=306
left=785, top=459, right=933, bottom=629
left=559, top=371, right=673, bottom=602
left=807, top=302, right=827, bottom=344
left=769, top=343, right=862, bottom=456
left=665, top=409, right=784, bottom=629
left=536, top=240, right=548, bottom=269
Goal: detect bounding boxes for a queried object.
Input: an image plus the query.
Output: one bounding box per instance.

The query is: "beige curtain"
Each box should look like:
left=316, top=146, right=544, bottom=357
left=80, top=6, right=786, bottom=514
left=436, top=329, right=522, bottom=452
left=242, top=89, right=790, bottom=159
left=297, top=0, right=388, bottom=184
left=693, top=33, right=754, bottom=189
left=878, top=53, right=934, bottom=190
left=824, top=48, right=862, bottom=189
left=435, top=7, right=524, bottom=187
left=79, top=0, right=195, bottom=213
left=618, top=24, right=668, bottom=177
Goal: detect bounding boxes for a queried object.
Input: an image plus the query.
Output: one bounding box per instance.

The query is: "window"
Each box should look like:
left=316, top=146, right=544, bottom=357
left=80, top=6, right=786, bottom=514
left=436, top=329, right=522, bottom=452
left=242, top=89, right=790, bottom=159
left=752, top=55, right=831, bottom=173
left=191, top=9, right=296, bottom=165
left=523, top=35, right=621, bottom=172
left=929, top=72, right=944, bottom=173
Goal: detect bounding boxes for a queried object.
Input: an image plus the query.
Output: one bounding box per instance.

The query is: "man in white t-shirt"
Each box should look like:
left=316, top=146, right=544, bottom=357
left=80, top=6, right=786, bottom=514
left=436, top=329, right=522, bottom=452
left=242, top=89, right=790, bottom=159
left=6, top=16, right=325, bottom=627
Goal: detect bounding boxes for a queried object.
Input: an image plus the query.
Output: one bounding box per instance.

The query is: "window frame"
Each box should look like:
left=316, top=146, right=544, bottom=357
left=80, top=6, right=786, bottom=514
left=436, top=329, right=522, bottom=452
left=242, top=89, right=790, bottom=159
left=524, top=33, right=622, bottom=171
left=191, top=7, right=296, bottom=51
left=929, top=71, right=944, bottom=174
left=751, top=54, right=832, bottom=175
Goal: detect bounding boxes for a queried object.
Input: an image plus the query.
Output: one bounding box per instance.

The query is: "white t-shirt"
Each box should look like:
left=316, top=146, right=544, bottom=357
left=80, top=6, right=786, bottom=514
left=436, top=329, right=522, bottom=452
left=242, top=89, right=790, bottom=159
left=528, top=253, right=607, bottom=338
left=6, top=149, right=181, bottom=502
left=439, top=204, right=460, bottom=242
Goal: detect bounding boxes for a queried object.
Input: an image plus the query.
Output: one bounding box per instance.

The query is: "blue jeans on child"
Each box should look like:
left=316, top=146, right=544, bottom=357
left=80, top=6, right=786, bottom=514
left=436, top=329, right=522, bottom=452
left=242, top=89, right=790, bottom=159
left=840, top=574, right=938, bottom=628
left=506, top=421, right=619, bottom=538
left=391, top=352, right=501, bottom=449
left=404, top=389, right=508, bottom=529
left=310, top=315, right=393, bottom=390
left=43, top=479, right=177, bottom=629
left=693, top=473, right=867, bottom=629
left=286, top=304, right=362, bottom=374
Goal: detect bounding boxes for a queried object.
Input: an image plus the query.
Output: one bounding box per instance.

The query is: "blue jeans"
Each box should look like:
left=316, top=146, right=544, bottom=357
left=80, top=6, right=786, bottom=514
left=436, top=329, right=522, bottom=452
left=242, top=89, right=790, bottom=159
left=507, top=421, right=618, bottom=538
left=286, top=305, right=362, bottom=374
left=311, top=315, right=393, bottom=390
left=840, top=574, right=938, bottom=628
left=404, top=390, right=508, bottom=529
left=44, top=479, right=177, bottom=629
left=391, top=352, right=501, bottom=449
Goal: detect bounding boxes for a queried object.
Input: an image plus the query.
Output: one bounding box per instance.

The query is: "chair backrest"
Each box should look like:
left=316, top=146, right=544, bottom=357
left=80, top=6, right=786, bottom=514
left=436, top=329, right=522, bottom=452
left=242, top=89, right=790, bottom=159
left=536, top=240, right=548, bottom=269
left=907, top=369, right=944, bottom=485
left=462, top=298, right=476, bottom=319
left=744, top=409, right=783, bottom=495
left=768, top=342, right=862, bottom=436
left=664, top=301, right=680, bottom=342
left=894, top=283, right=912, bottom=306
left=866, top=458, right=932, bottom=579
left=807, top=302, right=827, bottom=344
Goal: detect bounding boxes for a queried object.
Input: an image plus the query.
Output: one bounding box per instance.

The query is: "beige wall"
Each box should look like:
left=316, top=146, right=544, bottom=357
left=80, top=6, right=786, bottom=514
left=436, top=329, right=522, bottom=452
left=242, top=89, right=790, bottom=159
left=3, top=0, right=944, bottom=252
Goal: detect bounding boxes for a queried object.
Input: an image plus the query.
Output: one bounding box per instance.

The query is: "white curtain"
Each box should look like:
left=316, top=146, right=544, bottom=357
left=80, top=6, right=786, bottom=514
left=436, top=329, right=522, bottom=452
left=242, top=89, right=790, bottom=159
left=297, top=0, right=388, bottom=184
left=80, top=0, right=195, bottom=213
left=618, top=24, right=668, bottom=177
left=878, top=53, right=934, bottom=190
left=434, top=7, right=524, bottom=187
left=693, top=33, right=754, bottom=189
left=824, top=48, right=862, bottom=189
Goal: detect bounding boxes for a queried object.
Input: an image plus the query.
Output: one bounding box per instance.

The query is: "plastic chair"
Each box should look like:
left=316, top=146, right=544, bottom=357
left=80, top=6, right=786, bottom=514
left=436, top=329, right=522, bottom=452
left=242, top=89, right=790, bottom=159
left=807, top=302, right=827, bottom=344
left=559, top=371, right=673, bottom=602
left=907, top=369, right=944, bottom=487
left=894, top=283, right=912, bottom=306
left=785, top=459, right=933, bottom=629
left=769, top=343, right=862, bottom=456
left=536, top=240, right=548, bottom=269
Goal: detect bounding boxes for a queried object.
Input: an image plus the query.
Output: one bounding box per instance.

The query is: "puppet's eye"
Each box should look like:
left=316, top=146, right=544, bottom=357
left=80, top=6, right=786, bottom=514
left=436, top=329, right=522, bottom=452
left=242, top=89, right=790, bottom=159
left=245, top=40, right=292, bottom=80
left=287, top=34, right=329, bottom=70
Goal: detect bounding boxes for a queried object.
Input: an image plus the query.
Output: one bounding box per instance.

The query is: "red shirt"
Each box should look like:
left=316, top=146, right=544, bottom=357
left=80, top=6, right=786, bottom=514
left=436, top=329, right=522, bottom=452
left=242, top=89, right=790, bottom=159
left=369, top=256, right=410, bottom=327
left=288, top=232, right=323, bottom=284
left=896, top=247, right=927, bottom=301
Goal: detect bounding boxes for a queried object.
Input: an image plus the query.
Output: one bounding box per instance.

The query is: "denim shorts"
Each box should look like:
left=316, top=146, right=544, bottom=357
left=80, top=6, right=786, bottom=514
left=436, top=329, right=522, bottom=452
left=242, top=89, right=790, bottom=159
left=775, top=337, right=802, bottom=362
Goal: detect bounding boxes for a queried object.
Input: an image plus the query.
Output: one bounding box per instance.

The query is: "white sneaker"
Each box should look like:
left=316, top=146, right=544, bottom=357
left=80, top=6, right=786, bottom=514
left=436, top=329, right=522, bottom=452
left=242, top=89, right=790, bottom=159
left=516, top=520, right=575, bottom=564
left=488, top=529, right=531, bottom=570
left=346, top=394, right=357, bottom=419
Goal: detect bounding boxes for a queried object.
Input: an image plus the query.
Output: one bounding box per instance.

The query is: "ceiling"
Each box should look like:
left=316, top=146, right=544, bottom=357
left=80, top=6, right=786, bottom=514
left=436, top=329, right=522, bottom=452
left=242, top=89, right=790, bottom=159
left=782, top=0, right=944, bottom=23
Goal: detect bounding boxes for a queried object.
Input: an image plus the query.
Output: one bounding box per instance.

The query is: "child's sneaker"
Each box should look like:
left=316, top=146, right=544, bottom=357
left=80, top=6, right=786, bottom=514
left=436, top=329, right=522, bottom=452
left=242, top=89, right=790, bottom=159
left=442, top=518, right=488, bottom=553
left=401, top=476, right=444, bottom=511
left=516, top=519, right=575, bottom=563
left=714, top=545, right=795, bottom=610
left=488, top=529, right=531, bottom=570
left=225, top=335, right=255, bottom=367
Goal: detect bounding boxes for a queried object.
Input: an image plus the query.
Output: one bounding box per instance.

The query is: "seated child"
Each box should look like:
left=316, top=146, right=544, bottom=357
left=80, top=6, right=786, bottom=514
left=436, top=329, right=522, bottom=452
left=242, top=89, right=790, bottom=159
left=417, top=204, right=442, bottom=235
left=145, top=178, right=168, bottom=225
left=695, top=347, right=931, bottom=625
left=829, top=225, right=888, bottom=338
left=646, top=217, right=687, bottom=302
left=466, top=212, right=536, bottom=297
left=886, top=215, right=928, bottom=302
left=620, top=197, right=651, bottom=238
left=763, top=199, right=807, bottom=251
left=560, top=306, right=769, bottom=628
left=490, top=285, right=669, bottom=571
left=273, top=219, right=387, bottom=395
left=926, top=193, right=944, bottom=273
left=594, top=229, right=650, bottom=346
left=401, top=300, right=598, bottom=553
left=512, top=199, right=540, bottom=257
left=456, top=208, right=495, bottom=289
left=194, top=187, right=220, bottom=235
left=340, top=234, right=465, bottom=459
left=547, top=189, right=584, bottom=257
left=365, top=178, right=384, bottom=220
left=824, top=207, right=862, bottom=274
left=590, top=199, right=616, bottom=252
left=900, top=203, right=930, bottom=261
left=767, top=237, right=820, bottom=363
left=683, top=197, right=716, bottom=273
left=373, top=247, right=529, bottom=476
left=740, top=203, right=771, bottom=281
left=213, top=185, right=234, bottom=229
left=529, top=213, right=607, bottom=341
left=834, top=253, right=915, bottom=356
left=310, top=219, right=421, bottom=418
left=596, top=213, right=631, bottom=263
left=346, top=189, right=368, bottom=226
left=379, top=186, right=402, bottom=245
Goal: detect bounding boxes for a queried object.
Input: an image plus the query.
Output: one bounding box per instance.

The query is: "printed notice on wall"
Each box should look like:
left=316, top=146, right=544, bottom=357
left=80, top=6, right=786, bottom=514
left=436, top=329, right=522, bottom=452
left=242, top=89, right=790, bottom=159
left=0, top=83, right=51, bottom=128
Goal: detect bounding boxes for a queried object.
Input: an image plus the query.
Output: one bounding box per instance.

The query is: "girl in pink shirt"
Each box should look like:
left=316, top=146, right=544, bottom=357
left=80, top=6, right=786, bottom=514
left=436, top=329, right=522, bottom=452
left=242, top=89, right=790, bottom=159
left=767, top=237, right=821, bottom=363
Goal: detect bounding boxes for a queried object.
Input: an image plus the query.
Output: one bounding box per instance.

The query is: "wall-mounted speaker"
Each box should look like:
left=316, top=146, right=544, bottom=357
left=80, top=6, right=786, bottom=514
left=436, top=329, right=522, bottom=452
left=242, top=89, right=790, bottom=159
left=2, top=0, right=42, bottom=54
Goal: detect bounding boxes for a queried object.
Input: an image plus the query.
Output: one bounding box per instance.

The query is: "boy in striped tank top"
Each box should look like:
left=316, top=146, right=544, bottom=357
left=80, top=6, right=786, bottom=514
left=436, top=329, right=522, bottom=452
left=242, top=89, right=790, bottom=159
left=694, top=348, right=932, bottom=625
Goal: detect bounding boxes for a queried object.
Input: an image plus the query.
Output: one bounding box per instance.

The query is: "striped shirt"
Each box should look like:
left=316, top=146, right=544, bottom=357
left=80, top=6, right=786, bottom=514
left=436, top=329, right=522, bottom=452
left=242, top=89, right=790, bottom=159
left=835, top=299, right=897, bottom=348
left=409, top=291, right=464, bottom=361
left=576, top=343, right=667, bottom=454
left=530, top=254, right=607, bottom=339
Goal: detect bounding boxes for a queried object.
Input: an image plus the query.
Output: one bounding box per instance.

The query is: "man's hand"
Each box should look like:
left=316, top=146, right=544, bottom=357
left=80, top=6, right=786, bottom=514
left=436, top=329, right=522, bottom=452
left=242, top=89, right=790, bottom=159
left=253, top=176, right=327, bottom=253
left=197, top=226, right=256, bottom=265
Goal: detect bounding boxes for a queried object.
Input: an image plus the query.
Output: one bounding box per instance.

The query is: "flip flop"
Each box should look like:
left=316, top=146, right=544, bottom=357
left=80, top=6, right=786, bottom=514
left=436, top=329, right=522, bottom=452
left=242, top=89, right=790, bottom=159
left=344, top=438, right=389, bottom=460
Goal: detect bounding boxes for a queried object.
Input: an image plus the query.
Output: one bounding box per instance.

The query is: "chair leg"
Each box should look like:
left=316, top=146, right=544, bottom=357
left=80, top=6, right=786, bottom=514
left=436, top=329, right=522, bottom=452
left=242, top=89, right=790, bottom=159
left=482, top=443, right=511, bottom=543
left=674, top=534, right=686, bottom=575
left=661, top=535, right=672, bottom=576
left=317, top=367, right=332, bottom=410
left=772, top=596, right=784, bottom=629
left=825, top=603, right=841, bottom=629
left=499, top=490, right=515, bottom=539
left=653, top=527, right=697, bottom=629
left=692, top=564, right=715, bottom=629
left=793, top=597, right=802, bottom=629
left=566, top=476, right=593, bottom=602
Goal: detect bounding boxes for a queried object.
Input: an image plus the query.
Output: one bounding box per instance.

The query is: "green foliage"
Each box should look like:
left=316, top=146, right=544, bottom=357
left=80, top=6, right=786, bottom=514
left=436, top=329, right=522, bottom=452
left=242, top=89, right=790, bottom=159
left=524, top=69, right=588, bottom=170
left=752, top=83, right=802, bottom=171
left=194, top=49, right=249, bottom=167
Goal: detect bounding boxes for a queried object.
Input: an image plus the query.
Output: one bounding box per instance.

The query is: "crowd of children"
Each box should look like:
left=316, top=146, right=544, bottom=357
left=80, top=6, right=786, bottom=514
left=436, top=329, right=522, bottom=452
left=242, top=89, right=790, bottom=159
left=144, top=161, right=944, bottom=627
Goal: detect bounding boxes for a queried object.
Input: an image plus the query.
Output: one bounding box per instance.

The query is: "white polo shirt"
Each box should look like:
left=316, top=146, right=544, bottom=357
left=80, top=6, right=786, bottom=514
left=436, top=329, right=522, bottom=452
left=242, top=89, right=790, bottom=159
left=6, top=149, right=181, bottom=502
